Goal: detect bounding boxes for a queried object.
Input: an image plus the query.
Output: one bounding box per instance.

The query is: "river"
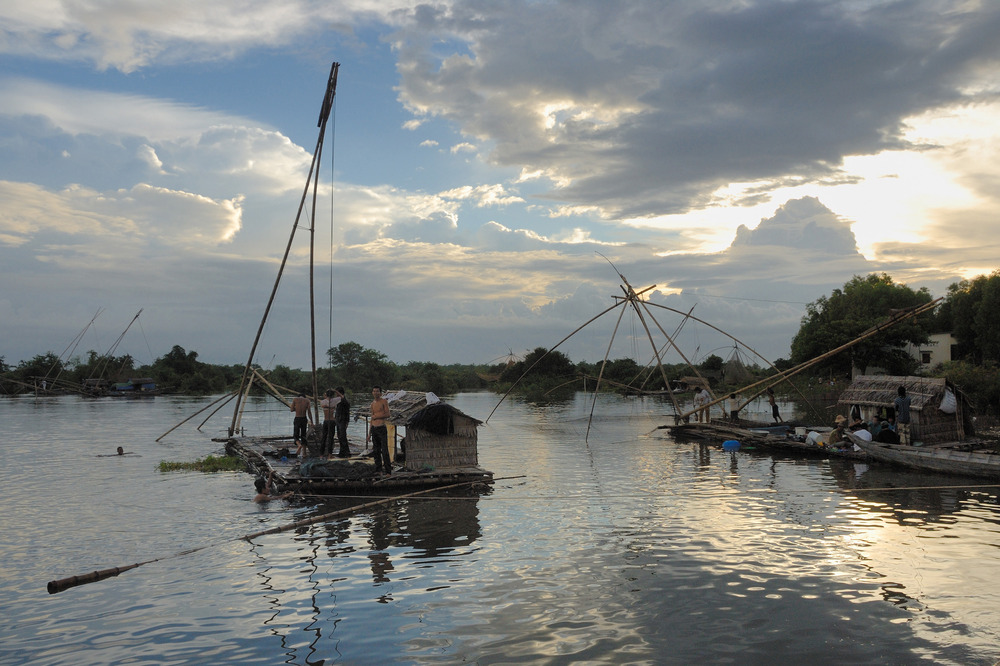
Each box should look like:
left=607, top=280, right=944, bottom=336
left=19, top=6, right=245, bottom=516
left=1, top=391, right=998, bottom=664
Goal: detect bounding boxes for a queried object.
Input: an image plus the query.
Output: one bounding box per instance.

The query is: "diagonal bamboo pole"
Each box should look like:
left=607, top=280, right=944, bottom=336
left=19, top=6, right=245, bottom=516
left=676, top=298, right=942, bottom=423
left=230, top=62, right=340, bottom=437
left=484, top=300, right=624, bottom=424
left=156, top=391, right=238, bottom=441
left=585, top=293, right=631, bottom=442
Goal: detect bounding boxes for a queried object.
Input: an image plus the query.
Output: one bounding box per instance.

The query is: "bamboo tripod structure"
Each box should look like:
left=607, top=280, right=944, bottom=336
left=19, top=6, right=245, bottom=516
left=487, top=258, right=941, bottom=437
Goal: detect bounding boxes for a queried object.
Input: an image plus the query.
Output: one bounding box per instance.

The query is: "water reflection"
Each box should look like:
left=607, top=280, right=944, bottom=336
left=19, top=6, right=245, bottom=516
left=245, top=492, right=485, bottom=662
left=830, top=459, right=1000, bottom=527
left=5, top=393, right=1000, bottom=665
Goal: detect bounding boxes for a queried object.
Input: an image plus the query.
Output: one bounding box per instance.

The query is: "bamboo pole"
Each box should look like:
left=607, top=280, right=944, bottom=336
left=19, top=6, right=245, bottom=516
left=197, top=391, right=239, bottom=432
left=678, top=298, right=942, bottom=422
left=233, top=376, right=255, bottom=435
left=156, top=392, right=238, bottom=441
left=484, top=300, right=624, bottom=424
left=252, top=369, right=294, bottom=409
left=622, top=287, right=683, bottom=415
left=230, top=62, right=340, bottom=436
left=47, top=475, right=494, bottom=595
left=585, top=294, right=631, bottom=441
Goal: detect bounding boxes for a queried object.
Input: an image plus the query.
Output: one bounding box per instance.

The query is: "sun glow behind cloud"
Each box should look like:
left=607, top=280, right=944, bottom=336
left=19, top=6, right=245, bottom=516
left=633, top=102, right=1000, bottom=267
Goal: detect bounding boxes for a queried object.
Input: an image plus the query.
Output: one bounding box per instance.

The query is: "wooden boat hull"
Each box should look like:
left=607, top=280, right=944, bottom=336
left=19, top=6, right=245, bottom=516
left=851, top=436, right=1000, bottom=478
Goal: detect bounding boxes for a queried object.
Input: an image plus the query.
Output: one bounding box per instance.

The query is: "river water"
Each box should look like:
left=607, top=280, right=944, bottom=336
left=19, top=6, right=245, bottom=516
left=2, top=392, right=998, bottom=665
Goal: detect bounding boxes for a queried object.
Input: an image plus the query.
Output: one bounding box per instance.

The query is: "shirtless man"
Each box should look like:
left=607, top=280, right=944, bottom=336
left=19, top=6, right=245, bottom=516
left=366, top=386, right=392, bottom=475
left=319, top=389, right=339, bottom=457
left=290, top=392, right=311, bottom=457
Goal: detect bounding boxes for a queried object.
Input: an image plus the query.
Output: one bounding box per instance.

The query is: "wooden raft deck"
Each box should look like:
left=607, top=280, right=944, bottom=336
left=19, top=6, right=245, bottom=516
left=226, top=436, right=494, bottom=495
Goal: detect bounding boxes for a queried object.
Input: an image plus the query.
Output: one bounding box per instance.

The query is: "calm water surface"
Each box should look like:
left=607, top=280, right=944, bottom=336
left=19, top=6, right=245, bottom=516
left=1, top=392, right=999, bottom=664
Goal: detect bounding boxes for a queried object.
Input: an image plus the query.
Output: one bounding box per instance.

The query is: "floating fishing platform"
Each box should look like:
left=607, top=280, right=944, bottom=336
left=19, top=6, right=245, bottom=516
left=227, top=435, right=493, bottom=495
left=227, top=391, right=494, bottom=495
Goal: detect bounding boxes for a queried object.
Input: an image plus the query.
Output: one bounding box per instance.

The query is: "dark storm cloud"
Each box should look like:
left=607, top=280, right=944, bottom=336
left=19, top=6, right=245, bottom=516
left=393, top=1, right=1000, bottom=218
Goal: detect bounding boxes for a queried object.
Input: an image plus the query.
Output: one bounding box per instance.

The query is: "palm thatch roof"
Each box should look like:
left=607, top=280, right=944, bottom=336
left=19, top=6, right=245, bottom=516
left=357, top=390, right=482, bottom=428
left=836, top=375, right=963, bottom=412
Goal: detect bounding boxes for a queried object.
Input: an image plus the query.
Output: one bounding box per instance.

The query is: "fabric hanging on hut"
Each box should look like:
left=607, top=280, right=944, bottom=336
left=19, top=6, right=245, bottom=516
left=939, top=389, right=957, bottom=414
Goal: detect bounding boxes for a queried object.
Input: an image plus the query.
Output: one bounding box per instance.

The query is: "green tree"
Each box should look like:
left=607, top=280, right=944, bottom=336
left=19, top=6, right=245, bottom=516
left=972, top=274, right=1000, bottom=363
left=790, top=273, right=933, bottom=375
left=931, top=271, right=1000, bottom=364
left=699, top=354, right=724, bottom=373
left=500, top=347, right=576, bottom=385
left=399, top=361, right=457, bottom=394
left=13, top=352, right=63, bottom=383
left=328, top=341, right=398, bottom=390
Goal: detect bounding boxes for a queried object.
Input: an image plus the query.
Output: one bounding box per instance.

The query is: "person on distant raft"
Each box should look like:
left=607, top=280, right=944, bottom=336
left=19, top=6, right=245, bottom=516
left=367, top=386, right=392, bottom=475
left=695, top=387, right=711, bottom=423
left=767, top=387, right=780, bottom=423
left=334, top=386, right=351, bottom=458
left=894, top=385, right=912, bottom=445
left=727, top=393, right=740, bottom=422
left=319, top=389, right=339, bottom=458
left=826, top=415, right=848, bottom=448
left=290, top=392, right=311, bottom=457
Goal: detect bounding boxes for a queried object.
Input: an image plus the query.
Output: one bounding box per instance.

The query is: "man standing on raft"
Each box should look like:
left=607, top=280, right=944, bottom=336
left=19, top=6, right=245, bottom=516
left=367, top=386, right=392, bottom=475
left=290, top=392, right=311, bottom=457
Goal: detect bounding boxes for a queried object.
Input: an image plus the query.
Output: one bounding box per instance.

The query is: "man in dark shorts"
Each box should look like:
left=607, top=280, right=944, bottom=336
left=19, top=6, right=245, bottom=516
left=367, top=386, right=391, bottom=475
left=290, top=392, right=311, bottom=457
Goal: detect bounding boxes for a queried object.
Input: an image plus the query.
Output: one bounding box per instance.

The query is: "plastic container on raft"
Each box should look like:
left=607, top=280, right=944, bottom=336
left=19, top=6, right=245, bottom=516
left=722, top=440, right=740, bottom=451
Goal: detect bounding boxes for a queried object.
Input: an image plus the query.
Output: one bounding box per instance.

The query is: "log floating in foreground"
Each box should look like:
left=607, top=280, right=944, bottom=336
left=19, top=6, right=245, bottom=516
left=46, top=476, right=514, bottom=595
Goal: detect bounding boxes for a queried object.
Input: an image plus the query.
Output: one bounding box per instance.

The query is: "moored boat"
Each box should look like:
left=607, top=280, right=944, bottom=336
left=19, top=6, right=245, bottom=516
left=849, top=435, right=1000, bottom=478
left=669, top=419, right=867, bottom=460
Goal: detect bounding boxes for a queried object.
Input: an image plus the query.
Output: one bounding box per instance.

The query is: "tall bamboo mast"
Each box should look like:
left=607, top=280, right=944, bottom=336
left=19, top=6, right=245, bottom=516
left=230, top=62, right=340, bottom=436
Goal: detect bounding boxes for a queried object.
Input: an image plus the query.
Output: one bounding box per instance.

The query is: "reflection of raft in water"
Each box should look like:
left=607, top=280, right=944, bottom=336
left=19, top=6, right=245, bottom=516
left=228, top=395, right=493, bottom=495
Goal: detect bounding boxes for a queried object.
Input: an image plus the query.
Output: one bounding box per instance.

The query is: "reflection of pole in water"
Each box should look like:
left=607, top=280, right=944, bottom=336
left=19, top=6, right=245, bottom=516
left=302, top=539, right=327, bottom=662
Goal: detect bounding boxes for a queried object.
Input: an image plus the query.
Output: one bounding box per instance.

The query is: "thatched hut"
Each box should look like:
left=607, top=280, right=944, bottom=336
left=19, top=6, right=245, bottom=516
left=837, top=375, right=975, bottom=444
left=359, top=391, right=483, bottom=471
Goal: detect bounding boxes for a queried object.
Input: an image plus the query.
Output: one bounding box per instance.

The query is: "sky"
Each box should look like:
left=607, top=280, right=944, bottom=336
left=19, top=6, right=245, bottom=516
left=2, top=0, right=1000, bottom=374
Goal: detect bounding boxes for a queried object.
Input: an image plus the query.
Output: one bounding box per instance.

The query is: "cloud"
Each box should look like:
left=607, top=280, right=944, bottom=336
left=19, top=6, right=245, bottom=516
left=439, top=183, right=524, bottom=207
left=1, top=0, right=997, bottom=373
left=0, top=180, right=244, bottom=258
left=0, top=0, right=428, bottom=72
left=391, top=1, right=1000, bottom=220
left=730, top=196, right=857, bottom=254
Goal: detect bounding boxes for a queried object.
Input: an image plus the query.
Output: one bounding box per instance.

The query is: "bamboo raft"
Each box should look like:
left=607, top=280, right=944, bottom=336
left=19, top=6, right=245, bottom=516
left=227, top=435, right=494, bottom=495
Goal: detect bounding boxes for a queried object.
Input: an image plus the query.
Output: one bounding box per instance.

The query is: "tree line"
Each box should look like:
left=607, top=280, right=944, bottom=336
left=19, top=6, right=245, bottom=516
left=3, top=270, right=999, bottom=413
